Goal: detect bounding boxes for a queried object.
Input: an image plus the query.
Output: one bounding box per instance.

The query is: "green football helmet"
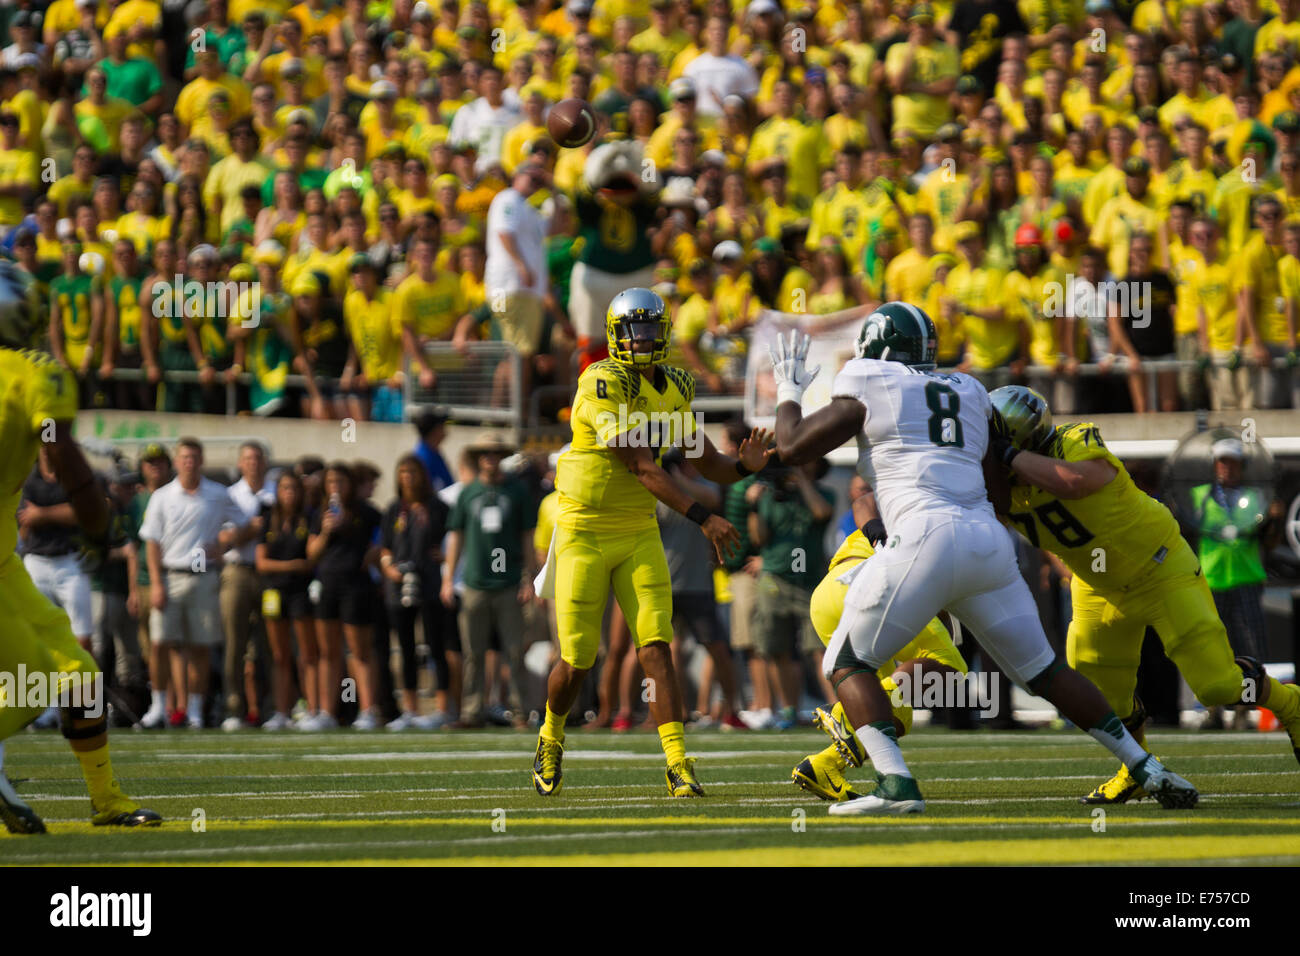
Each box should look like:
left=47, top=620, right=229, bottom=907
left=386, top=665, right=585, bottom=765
left=989, top=385, right=1055, bottom=452
left=855, top=301, right=938, bottom=369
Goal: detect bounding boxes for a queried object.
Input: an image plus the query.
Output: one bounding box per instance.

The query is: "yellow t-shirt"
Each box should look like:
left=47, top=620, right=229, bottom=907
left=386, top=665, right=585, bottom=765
left=884, top=40, right=959, bottom=138
left=948, top=261, right=1016, bottom=368
left=1237, top=233, right=1289, bottom=345
left=1090, top=192, right=1163, bottom=277
left=393, top=271, right=465, bottom=340
left=1168, top=241, right=1205, bottom=337
left=1007, top=422, right=1183, bottom=592
left=0, top=349, right=79, bottom=557
left=746, top=115, right=828, bottom=207
left=1192, top=257, right=1238, bottom=352
left=0, top=148, right=38, bottom=225
left=1003, top=264, right=1063, bottom=367
left=344, top=287, right=401, bottom=381
left=556, top=360, right=697, bottom=528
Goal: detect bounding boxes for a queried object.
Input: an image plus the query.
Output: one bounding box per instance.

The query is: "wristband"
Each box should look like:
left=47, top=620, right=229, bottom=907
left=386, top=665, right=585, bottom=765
left=735, top=460, right=752, bottom=478
left=685, top=502, right=711, bottom=526
left=775, top=382, right=806, bottom=406
left=862, top=517, right=887, bottom=547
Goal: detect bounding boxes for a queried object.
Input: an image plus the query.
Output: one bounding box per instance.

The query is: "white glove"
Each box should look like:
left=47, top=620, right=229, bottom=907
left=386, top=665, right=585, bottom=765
left=768, top=330, right=820, bottom=407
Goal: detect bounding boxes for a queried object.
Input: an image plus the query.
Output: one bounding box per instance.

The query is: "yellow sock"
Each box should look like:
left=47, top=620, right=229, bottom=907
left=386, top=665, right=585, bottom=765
left=74, top=744, right=119, bottom=807
left=817, top=743, right=847, bottom=771
left=1266, top=678, right=1300, bottom=724
left=541, top=704, right=567, bottom=743
left=658, top=721, right=686, bottom=765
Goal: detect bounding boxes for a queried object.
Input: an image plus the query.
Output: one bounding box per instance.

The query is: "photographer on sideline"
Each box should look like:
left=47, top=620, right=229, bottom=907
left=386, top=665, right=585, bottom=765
left=746, top=458, right=834, bottom=730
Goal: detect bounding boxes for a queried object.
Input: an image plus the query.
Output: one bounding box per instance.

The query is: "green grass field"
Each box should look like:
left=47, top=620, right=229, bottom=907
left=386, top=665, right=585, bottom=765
left=2, top=727, right=1299, bottom=865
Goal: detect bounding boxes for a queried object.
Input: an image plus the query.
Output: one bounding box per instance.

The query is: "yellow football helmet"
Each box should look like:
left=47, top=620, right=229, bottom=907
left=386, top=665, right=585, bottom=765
left=606, top=288, right=671, bottom=367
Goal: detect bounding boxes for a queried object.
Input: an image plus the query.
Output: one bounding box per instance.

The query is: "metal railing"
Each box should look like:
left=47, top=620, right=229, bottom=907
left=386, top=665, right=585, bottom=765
left=404, top=341, right=523, bottom=427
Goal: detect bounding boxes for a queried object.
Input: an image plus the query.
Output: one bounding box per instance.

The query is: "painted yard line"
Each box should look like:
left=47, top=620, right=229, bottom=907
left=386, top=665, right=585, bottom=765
left=6, top=831, right=1298, bottom=867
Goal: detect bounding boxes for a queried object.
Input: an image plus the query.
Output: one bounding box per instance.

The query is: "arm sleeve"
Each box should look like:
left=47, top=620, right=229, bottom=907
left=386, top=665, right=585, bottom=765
left=26, top=355, right=78, bottom=433
left=1058, top=422, right=1111, bottom=463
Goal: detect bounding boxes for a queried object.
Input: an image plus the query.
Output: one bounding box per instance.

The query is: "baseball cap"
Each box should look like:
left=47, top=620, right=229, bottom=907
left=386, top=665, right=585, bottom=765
left=253, top=239, right=286, bottom=266
left=909, top=2, right=934, bottom=22
left=956, top=74, right=983, bottom=95
left=699, top=149, right=727, bottom=166
left=936, top=122, right=964, bottom=143
left=1123, top=156, right=1150, bottom=175
left=1274, top=111, right=1300, bottom=134
left=1084, top=0, right=1111, bottom=12
left=712, top=240, right=744, bottom=261
left=1219, top=52, right=1242, bottom=74
left=669, top=77, right=696, bottom=101
left=567, top=0, right=593, bottom=14
left=188, top=243, right=218, bottom=262
left=140, top=443, right=170, bottom=463
left=1211, top=438, right=1244, bottom=461
left=952, top=220, right=981, bottom=243
left=370, top=80, right=398, bottom=100
left=754, top=236, right=782, bottom=256
left=412, top=0, right=434, bottom=19
left=349, top=252, right=377, bottom=273
left=290, top=272, right=321, bottom=296
left=280, top=57, right=304, bottom=77
left=748, top=0, right=780, bottom=16
left=1136, top=105, right=1160, bottom=124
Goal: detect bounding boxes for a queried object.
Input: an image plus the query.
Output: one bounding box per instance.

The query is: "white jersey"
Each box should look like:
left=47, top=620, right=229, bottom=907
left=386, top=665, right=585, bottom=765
left=830, top=358, right=993, bottom=529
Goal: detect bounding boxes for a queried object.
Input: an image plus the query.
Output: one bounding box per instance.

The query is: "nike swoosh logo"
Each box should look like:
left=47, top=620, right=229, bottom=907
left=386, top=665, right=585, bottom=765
left=826, top=777, right=843, bottom=795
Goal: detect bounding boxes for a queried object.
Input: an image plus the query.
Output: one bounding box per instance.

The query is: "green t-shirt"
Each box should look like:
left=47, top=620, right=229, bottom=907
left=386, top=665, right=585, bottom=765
left=721, top=474, right=757, bottom=573
left=95, top=57, right=162, bottom=107
left=50, top=272, right=101, bottom=347
left=448, top=477, right=536, bottom=590
left=128, top=489, right=152, bottom=586
left=1191, top=483, right=1268, bottom=591
left=756, top=481, right=834, bottom=590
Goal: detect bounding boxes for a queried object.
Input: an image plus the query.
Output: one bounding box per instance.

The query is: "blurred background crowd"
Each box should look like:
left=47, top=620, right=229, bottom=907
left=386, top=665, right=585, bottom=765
left=0, top=0, right=1299, bottom=423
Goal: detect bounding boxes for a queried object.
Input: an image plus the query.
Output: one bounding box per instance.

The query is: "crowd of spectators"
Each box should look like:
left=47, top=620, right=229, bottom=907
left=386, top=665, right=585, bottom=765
left=0, top=0, right=1297, bottom=423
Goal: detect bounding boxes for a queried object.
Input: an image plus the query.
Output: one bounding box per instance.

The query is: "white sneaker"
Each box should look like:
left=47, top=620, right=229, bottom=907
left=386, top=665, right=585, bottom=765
left=352, top=710, right=379, bottom=731
left=261, top=712, right=291, bottom=731
left=140, top=707, right=166, bottom=730
left=221, top=716, right=243, bottom=732
left=386, top=711, right=418, bottom=731
left=828, top=794, right=926, bottom=816
left=411, top=712, right=449, bottom=730
left=739, top=708, right=774, bottom=730
left=187, top=711, right=204, bottom=730
left=297, top=712, right=339, bottom=732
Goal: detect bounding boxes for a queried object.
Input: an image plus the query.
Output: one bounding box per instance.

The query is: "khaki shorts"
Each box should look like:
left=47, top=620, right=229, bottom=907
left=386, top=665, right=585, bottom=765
left=728, top=571, right=756, bottom=651
left=160, top=570, right=223, bottom=647
left=752, top=573, right=818, bottom=658
left=492, top=291, right=544, bottom=357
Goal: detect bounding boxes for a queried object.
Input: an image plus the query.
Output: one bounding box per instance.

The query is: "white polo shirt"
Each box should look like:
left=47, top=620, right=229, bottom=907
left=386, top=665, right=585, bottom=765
left=485, top=186, right=547, bottom=299
left=224, top=476, right=275, bottom=566
left=138, top=477, right=249, bottom=572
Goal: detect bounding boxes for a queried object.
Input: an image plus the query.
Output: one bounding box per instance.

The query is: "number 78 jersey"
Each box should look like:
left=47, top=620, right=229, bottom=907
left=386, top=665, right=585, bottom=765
left=1007, top=422, right=1183, bottom=590
left=831, top=359, right=994, bottom=529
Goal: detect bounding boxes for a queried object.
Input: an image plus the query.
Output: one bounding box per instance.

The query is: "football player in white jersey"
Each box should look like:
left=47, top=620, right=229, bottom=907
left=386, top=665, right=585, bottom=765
left=768, top=302, right=1198, bottom=816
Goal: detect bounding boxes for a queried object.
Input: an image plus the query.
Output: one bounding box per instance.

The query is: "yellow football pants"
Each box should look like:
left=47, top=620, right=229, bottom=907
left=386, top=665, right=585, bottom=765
left=554, top=519, right=673, bottom=670
left=1067, top=542, right=1243, bottom=718
left=809, top=555, right=966, bottom=733
left=0, top=553, right=100, bottom=740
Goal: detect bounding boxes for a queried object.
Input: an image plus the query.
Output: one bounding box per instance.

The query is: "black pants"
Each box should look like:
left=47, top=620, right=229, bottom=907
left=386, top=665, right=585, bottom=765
left=389, top=598, right=455, bottom=692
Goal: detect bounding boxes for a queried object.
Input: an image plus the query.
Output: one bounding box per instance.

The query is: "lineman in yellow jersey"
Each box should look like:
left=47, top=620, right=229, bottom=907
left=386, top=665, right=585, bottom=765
left=0, top=261, right=160, bottom=832
left=989, top=386, right=1300, bottom=803
left=533, top=288, right=772, bottom=798
left=792, top=491, right=967, bottom=802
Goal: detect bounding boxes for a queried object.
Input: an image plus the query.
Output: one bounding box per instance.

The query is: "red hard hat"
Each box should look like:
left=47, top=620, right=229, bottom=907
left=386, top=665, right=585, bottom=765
left=1014, top=223, right=1044, bottom=247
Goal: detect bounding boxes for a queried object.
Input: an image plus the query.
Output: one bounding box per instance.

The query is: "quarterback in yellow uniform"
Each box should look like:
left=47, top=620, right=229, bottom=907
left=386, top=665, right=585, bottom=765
left=0, top=262, right=160, bottom=832
left=533, top=288, right=771, bottom=798
left=792, top=490, right=967, bottom=802
left=988, top=386, right=1300, bottom=803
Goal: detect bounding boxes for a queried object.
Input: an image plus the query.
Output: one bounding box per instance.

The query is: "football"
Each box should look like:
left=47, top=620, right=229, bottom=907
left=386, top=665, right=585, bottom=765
left=548, top=97, right=597, bottom=149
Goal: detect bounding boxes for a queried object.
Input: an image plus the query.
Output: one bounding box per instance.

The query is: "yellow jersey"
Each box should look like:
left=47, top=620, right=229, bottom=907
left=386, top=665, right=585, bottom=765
left=1237, top=233, right=1289, bottom=345
left=0, top=349, right=78, bottom=557
left=1007, top=421, right=1183, bottom=592
left=1003, top=264, right=1063, bottom=367
left=556, top=360, right=696, bottom=529
left=1192, top=257, right=1237, bottom=352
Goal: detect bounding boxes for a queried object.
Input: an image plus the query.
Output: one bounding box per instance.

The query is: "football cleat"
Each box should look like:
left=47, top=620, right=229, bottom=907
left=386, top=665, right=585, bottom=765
left=0, top=771, right=45, bottom=834
left=1131, top=756, right=1198, bottom=810
left=1079, top=762, right=1147, bottom=805
left=827, top=773, right=925, bottom=816
left=532, top=736, right=564, bottom=796
left=812, top=705, right=868, bottom=768
left=792, top=754, right=864, bottom=802
left=91, top=781, right=162, bottom=827
left=666, top=757, right=704, bottom=797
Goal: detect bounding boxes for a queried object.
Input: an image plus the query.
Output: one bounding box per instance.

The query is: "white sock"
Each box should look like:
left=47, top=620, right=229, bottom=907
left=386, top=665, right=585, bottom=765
left=187, top=693, right=203, bottom=718
left=150, top=690, right=164, bottom=713
left=855, top=721, right=912, bottom=778
left=1086, top=714, right=1150, bottom=772
left=0, top=741, right=6, bottom=772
